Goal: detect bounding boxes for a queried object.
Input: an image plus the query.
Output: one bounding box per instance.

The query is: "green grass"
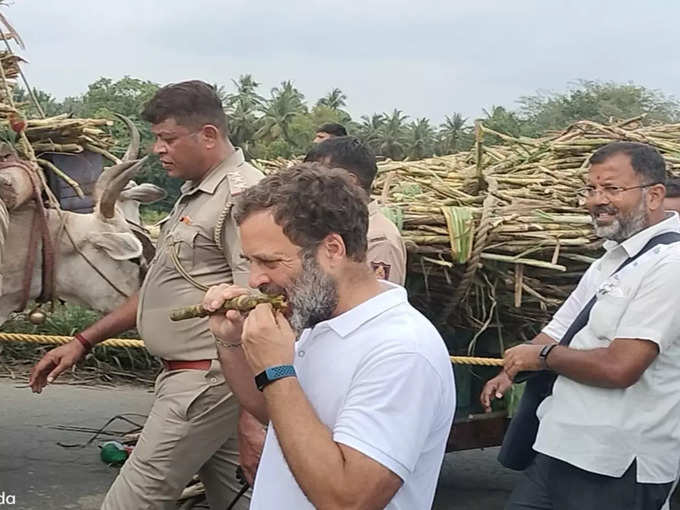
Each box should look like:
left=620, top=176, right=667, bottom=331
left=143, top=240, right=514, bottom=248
left=1, top=303, right=160, bottom=383
left=2, top=302, right=140, bottom=338
left=3, top=303, right=102, bottom=336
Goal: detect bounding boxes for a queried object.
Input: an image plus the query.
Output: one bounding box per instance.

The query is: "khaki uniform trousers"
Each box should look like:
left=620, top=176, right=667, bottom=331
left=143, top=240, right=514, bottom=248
left=101, top=361, right=250, bottom=510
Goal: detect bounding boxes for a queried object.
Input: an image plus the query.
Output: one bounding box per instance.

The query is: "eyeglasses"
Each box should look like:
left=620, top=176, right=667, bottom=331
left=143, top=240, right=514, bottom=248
left=577, top=183, right=661, bottom=200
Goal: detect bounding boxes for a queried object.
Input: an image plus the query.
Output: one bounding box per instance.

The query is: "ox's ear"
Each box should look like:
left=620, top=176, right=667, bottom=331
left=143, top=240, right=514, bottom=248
left=120, top=183, right=167, bottom=204
left=88, top=232, right=143, bottom=261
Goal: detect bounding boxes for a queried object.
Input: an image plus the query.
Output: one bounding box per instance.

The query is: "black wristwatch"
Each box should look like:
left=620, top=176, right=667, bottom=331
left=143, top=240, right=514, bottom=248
left=255, top=365, right=297, bottom=391
left=539, top=343, right=557, bottom=370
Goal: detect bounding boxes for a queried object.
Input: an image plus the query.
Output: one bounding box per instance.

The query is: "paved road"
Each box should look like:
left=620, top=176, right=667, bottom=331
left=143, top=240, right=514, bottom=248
left=0, top=379, right=522, bottom=509
left=0, top=380, right=152, bottom=510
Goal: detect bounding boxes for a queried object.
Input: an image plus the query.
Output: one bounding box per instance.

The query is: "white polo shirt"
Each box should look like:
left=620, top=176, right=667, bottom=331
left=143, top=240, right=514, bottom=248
left=250, top=282, right=455, bottom=509
left=535, top=213, right=680, bottom=484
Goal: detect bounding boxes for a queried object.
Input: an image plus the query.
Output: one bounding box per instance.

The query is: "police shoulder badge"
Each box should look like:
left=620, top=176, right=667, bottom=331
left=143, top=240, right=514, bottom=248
left=370, top=261, right=391, bottom=280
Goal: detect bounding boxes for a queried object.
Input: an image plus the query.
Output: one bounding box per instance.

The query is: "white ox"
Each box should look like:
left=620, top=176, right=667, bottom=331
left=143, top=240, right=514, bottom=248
left=0, top=122, right=166, bottom=324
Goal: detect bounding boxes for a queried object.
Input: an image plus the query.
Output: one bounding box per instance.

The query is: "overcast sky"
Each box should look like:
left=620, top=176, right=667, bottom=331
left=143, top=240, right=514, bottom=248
left=7, top=0, right=680, bottom=123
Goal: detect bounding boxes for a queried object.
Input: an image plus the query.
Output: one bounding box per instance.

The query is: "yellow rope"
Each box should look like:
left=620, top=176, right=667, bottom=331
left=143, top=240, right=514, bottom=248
left=0, top=333, right=505, bottom=366
left=0, top=333, right=144, bottom=349
left=450, top=355, right=504, bottom=367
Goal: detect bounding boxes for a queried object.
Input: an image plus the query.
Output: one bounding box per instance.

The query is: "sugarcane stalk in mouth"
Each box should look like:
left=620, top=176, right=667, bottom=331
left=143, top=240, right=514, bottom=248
left=169, top=294, right=287, bottom=321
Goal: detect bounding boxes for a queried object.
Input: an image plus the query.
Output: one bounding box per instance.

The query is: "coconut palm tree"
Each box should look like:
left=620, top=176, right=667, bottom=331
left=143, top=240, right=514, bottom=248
left=377, top=109, right=409, bottom=160
left=256, top=81, right=307, bottom=145
left=438, top=113, right=467, bottom=154
left=225, top=74, right=264, bottom=112
left=316, top=88, right=348, bottom=110
left=224, top=75, right=265, bottom=155
left=407, top=118, right=436, bottom=159
left=357, top=114, right=386, bottom=153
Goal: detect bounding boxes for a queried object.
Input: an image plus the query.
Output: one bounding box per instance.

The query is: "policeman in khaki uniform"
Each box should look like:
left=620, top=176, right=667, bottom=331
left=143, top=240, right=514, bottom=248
left=29, top=81, right=262, bottom=510
left=367, top=200, right=407, bottom=285
left=305, top=136, right=407, bottom=285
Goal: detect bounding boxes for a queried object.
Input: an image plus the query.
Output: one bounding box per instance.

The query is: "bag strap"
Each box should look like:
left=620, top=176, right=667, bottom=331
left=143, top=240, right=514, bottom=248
left=559, top=231, right=680, bottom=346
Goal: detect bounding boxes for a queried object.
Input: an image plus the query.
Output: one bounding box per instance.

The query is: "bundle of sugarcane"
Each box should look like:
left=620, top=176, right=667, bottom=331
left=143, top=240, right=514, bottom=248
left=248, top=118, right=680, bottom=343
left=252, top=157, right=299, bottom=175
left=23, top=114, right=116, bottom=160
left=386, top=182, right=599, bottom=337
left=376, top=117, right=680, bottom=341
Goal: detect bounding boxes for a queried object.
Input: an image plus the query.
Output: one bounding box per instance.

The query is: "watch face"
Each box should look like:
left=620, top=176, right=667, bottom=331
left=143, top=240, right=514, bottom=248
left=255, top=370, right=269, bottom=391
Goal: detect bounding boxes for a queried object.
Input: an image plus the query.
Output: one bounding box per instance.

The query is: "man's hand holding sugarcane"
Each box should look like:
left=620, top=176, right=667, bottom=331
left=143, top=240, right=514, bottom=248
left=203, top=284, right=270, bottom=426
left=203, top=284, right=249, bottom=345
left=203, top=284, right=277, bottom=485
left=204, top=284, right=295, bottom=376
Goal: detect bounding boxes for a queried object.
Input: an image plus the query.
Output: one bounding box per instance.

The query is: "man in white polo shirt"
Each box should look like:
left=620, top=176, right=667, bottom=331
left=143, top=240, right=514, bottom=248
left=481, top=141, right=680, bottom=509
left=202, top=163, right=455, bottom=509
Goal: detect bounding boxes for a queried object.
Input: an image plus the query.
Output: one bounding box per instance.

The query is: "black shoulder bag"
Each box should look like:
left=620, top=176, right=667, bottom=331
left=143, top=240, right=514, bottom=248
left=498, top=231, right=680, bottom=471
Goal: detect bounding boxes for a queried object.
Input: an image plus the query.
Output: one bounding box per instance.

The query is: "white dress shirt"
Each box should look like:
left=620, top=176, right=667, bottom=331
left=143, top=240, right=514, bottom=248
left=535, top=213, right=680, bottom=483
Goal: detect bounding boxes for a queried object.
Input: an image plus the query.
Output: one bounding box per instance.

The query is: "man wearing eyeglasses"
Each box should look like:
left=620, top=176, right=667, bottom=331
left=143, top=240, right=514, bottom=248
left=481, top=141, right=680, bottom=510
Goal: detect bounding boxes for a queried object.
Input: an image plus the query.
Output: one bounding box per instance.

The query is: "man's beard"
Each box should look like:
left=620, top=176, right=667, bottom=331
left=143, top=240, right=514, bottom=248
left=261, top=251, right=339, bottom=337
left=591, top=196, right=649, bottom=243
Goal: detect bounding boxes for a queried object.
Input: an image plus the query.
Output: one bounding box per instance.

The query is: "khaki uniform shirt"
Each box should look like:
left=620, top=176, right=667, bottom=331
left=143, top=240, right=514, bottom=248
left=137, top=149, right=262, bottom=360
left=367, top=200, right=407, bottom=286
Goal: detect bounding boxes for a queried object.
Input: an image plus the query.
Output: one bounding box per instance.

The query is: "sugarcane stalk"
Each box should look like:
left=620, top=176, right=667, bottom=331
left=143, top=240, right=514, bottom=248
left=83, top=143, right=121, bottom=163
left=170, top=294, right=288, bottom=321
left=480, top=253, right=567, bottom=271
left=32, top=142, right=83, bottom=153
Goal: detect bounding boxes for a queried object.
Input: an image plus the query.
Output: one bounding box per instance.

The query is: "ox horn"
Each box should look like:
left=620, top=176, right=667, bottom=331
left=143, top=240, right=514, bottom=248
left=95, top=113, right=142, bottom=194
left=98, top=156, right=149, bottom=219
left=95, top=113, right=145, bottom=219
left=114, top=113, right=141, bottom=162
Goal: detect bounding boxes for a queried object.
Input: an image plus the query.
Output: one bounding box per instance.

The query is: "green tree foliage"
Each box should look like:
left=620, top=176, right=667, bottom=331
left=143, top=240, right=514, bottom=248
left=256, top=80, right=307, bottom=146
left=317, top=88, right=347, bottom=110
left=357, top=114, right=386, bottom=154
left=517, top=80, right=680, bottom=135
left=224, top=74, right=264, bottom=157
left=19, top=77, right=680, bottom=212
left=376, top=109, right=409, bottom=160
left=407, top=118, right=436, bottom=160
left=13, top=87, right=62, bottom=117
left=438, top=113, right=473, bottom=154
left=481, top=105, right=525, bottom=144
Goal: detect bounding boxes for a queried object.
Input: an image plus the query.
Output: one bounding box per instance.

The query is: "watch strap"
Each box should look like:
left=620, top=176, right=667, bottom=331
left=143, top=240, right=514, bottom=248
left=539, top=343, right=557, bottom=370
left=255, top=365, right=296, bottom=391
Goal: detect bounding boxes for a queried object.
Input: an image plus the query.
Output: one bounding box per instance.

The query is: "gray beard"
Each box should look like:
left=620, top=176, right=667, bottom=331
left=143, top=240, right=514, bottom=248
left=286, top=252, right=339, bottom=337
left=592, top=197, right=649, bottom=243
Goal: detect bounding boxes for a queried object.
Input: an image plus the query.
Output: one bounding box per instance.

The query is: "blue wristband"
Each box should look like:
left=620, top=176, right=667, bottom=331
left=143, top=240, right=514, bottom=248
left=255, top=364, right=296, bottom=391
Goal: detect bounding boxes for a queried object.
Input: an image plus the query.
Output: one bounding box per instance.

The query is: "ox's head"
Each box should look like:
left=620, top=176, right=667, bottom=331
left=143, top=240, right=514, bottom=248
left=55, top=116, right=166, bottom=313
